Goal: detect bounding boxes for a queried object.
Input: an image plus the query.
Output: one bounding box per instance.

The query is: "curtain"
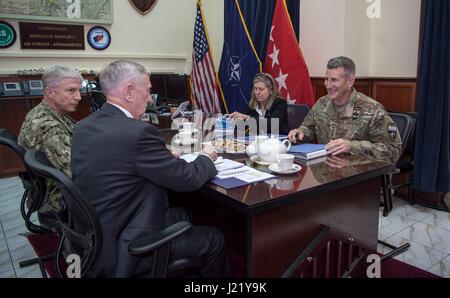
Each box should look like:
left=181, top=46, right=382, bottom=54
left=229, top=0, right=300, bottom=61
left=413, top=0, right=450, bottom=193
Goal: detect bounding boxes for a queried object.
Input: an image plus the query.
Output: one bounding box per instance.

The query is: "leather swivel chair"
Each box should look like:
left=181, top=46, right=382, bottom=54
left=393, top=112, right=416, bottom=204
left=380, top=113, right=414, bottom=216
left=87, top=90, right=106, bottom=113
left=24, top=149, right=204, bottom=278
left=287, top=104, right=310, bottom=130
left=0, top=129, right=51, bottom=234
left=0, top=129, right=59, bottom=277
left=378, top=113, right=414, bottom=261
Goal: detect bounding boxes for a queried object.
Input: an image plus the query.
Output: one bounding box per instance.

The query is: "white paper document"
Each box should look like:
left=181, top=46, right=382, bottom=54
left=180, top=154, right=274, bottom=183
left=216, top=166, right=274, bottom=183
left=179, top=154, right=241, bottom=171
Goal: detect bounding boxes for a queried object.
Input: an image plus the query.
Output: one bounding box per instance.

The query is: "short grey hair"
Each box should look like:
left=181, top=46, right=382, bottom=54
left=327, top=56, right=356, bottom=77
left=42, top=66, right=83, bottom=89
left=100, top=60, right=149, bottom=95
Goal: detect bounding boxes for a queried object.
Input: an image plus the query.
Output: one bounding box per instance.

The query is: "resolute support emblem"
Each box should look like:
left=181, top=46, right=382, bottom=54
left=129, top=0, right=158, bottom=15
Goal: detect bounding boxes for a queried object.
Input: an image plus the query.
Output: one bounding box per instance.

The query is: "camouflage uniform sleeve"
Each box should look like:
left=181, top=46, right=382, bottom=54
left=40, top=123, right=73, bottom=177
left=298, top=106, right=317, bottom=143
left=349, top=109, right=402, bottom=164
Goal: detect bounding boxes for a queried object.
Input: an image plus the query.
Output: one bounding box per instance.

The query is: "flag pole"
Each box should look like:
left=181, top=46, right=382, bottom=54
left=197, top=0, right=229, bottom=114
left=234, top=0, right=263, bottom=72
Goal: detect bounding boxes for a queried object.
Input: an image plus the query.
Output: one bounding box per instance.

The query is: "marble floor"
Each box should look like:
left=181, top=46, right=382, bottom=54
left=0, top=176, right=449, bottom=278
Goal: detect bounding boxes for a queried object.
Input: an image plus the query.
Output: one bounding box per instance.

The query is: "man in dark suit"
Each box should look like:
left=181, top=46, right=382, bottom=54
left=71, top=60, right=227, bottom=277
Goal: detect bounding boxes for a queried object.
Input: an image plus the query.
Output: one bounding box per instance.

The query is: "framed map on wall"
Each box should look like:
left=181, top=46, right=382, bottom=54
left=0, top=0, right=113, bottom=24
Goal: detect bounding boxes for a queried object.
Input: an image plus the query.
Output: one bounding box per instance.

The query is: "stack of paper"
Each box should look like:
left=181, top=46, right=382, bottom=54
left=211, top=166, right=274, bottom=189
left=179, top=153, right=274, bottom=189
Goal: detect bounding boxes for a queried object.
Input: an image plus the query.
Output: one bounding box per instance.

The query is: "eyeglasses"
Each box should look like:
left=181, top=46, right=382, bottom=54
left=254, top=73, right=274, bottom=88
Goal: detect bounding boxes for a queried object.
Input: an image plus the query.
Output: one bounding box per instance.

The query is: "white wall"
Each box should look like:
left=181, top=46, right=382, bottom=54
left=299, top=0, right=347, bottom=76
left=201, top=0, right=224, bottom=70
left=300, top=0, right=421, bottom=77
left=370, top=0, right=421, bottom=77
left=0, top=0, right=422, bottom=77
left=0, top=0, right=197, bottom=74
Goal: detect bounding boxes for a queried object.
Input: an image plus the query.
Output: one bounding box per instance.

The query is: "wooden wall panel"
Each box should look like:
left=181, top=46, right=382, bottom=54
left=0, top=98, right=32, bottom=176
left=372, top=82, right=416, bottom=112
left=311, top=78, right=417, bottom=113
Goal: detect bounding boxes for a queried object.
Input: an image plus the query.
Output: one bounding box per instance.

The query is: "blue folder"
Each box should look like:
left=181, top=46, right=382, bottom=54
left=210, top=177, right=249, bottom=189
left=289, top=144, right=325, bottom=153
left=288, top=144, right=327, bottom=160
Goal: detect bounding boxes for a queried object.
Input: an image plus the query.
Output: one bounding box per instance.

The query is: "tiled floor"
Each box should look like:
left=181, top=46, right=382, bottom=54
left=0, top=176, right=449, bottom=278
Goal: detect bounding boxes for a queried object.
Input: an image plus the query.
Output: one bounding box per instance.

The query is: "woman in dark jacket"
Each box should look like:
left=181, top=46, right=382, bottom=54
left=229, top=73, right=289, bottom=135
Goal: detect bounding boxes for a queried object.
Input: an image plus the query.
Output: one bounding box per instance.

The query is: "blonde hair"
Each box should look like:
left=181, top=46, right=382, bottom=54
left=248, top=73, right=279, bottom=111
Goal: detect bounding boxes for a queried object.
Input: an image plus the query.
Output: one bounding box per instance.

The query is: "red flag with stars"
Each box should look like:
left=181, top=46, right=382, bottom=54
left=264, top=0, right=315, bottom=107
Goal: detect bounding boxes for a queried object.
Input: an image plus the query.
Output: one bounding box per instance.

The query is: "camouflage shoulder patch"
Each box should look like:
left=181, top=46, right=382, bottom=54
left=388, top=124, right=398, bottom=138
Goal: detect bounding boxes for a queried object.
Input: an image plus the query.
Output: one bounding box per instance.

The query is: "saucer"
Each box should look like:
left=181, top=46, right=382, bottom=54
left=250, top=155, right=275, bottom=166
left=268, top=164, right=301, bottom=174
left=179, top=128, right=199, bottom=134
left=174, top=138, right=198, bottom=145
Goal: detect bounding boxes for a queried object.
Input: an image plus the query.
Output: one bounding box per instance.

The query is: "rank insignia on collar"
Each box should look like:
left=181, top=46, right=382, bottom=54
left=388, top=125, right=397, bottom=138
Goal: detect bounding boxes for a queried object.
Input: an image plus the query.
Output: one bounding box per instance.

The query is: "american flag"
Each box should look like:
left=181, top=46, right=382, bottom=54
left=191, top=1, right=222, bottom=114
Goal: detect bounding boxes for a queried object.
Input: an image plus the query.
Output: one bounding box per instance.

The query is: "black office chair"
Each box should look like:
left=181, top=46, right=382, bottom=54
left=378, top=113, right=414, bottom=262
left=0, top=129, right=52, bottom=235
left=24, top=149, right=204, bottom=278
left=0, top=129, right=59, bottom=277
left=287, top=104, right=310, bottom=130
left=380, top=113, right=414, bottom=216
left=393, top=112, right=416, bottom=204
left=87, top=90, right=106, bottom=113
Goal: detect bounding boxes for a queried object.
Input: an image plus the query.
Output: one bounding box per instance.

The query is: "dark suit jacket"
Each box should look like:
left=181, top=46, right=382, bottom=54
left=248, top=97, right=289, bottom=135
left=71, top=103, right=217, bottom=277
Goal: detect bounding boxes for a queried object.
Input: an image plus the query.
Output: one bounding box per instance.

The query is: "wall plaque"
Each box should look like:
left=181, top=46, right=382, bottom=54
left=87, top=26, right=111, bottom=50
left=0, top=21, right=17, bottom=48
left=19, top=22, right=84, bottom=50
left=129, top=0, right=158, bottom=15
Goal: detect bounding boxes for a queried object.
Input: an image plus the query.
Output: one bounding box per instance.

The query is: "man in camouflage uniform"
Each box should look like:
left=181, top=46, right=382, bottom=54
left=18, top=66, right=83, bottom=230
left=288, top=56, right=402, bottom=164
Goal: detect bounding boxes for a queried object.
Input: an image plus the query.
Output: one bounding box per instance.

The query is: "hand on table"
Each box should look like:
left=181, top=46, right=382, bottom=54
left=288, top=129, right=304, bottom=143
left=325, top=139, right=350, bottom=156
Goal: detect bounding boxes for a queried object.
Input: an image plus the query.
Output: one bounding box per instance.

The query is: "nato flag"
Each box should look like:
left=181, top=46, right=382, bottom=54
left=218, top=0, right=262, bottom=114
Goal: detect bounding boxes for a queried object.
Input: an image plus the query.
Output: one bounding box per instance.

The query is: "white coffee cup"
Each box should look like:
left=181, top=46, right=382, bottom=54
left=182, top=122, right=194, bottom=132
left=277, top=154, right=295, bottom=172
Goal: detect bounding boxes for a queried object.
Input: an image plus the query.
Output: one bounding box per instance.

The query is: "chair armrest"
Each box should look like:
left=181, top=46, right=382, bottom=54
left=128, top=221, right=192, bottom=257
left=386, top=167, right=401, bottom=175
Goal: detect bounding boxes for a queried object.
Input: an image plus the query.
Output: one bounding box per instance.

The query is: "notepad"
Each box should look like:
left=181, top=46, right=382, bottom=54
left=288, top=144, right=328, bottom=160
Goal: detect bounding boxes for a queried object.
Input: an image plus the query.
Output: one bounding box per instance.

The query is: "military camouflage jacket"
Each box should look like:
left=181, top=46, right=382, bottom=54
left=299, top=89, right=402, bottom=163
left=18, top=100, right=75, bottom=213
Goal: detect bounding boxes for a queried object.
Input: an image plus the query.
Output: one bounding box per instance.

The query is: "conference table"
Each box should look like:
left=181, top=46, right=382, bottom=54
left=160, top=128, right=394, bottom=278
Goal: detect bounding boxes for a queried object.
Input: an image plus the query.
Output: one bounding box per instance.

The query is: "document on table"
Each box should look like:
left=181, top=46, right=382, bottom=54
left=216, top=165, right=274, bottom=183
left=179, top=154, right=243, bottom=171
left=180, top=153, right=274, bottom=185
